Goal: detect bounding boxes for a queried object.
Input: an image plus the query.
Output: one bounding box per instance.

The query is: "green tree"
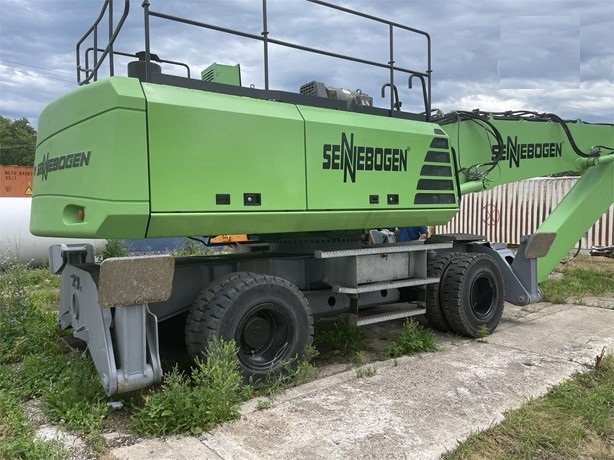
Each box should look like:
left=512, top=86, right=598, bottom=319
left=0, top=116, right=37, bottom=166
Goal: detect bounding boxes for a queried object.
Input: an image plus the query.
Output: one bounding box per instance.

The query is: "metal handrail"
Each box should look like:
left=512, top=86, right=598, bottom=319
left=307, top=0, right=432, bottom=118
left=77, top=0, right=432, bottom=119
left=84, top=47, right=191, bottom=79
left=76, top=0, right=130, bottom=85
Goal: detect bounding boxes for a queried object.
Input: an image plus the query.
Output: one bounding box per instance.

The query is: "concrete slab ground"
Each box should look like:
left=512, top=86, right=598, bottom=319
left=111, top=301, right=614, bottom=460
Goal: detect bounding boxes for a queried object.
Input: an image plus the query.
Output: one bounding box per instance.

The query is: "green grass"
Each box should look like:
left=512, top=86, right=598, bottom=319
left=4, top=255, right=611, bottom=456
left=540, top=255, right=614, bottom=304
left=101, top=238, right=223, bottom=259
left=355, top=366, right=377, bottom=378
left=131, top=339, right=252, bottom=436
left=442, top=352, right=614, bottom=460
left=0, top=264, right=322, bottom=452
left=251, top=345, right=320, bottom=399
left=131, top=341, right=319, bottom=435
left=172, top=238, right=221, bottom=256
left=0, top=266, right=59, bottom=364
left=444, top=255, right=614, bottom=459
left=384, top=319, right=438, bottom=358
left=0, top=389, right=69, bottom=460
left=101, top=239, right=129, bottom=259
left=0, top=266, right=75, bottom=459
left=313, top=319, right=367, bottom=358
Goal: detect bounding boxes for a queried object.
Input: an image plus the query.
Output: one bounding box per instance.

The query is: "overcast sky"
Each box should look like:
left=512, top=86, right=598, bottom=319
left=1, top=0, right=613, bottom=128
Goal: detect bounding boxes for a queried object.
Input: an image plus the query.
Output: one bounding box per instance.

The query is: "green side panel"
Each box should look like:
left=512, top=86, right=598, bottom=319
left=31, top=76, right=463, bottom=239
left=36, top=77, right=146, bottom=146
left=143, top=84, right=307, bottom=213
left=30, top=77, right=150, bottom=238
left=299, top=106, right=459, bottom=215
left=145, top=103, right=459, bottom=236
left=143, top=86, right=459, bottom=236
left=30, top=197, right=150, bottom=239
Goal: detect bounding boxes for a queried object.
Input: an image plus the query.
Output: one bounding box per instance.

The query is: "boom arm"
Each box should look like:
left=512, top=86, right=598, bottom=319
left=438, top=112, right=614, bottom=281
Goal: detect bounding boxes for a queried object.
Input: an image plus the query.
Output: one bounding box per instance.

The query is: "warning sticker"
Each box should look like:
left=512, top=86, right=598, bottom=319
left=25, top=187, right=33, bottom=196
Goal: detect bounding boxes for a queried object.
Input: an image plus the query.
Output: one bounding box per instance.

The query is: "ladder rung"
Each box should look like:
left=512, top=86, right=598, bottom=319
left=334, top=277, right=440, bottom=294
left=315, top=242, right=453, bottom=259
left=352, top=308, right=426, bottom=327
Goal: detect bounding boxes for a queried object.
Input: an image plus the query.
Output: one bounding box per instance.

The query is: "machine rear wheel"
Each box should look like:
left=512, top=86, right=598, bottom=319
left=185, top=272, right=313, bottom=381
left=424, top=252, right=461, bottom=331
left=440, top=253, right=504, bottom=337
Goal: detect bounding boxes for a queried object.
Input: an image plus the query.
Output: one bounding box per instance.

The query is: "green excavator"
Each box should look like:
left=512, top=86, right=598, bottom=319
left=30, top=0, right=613, bottom=395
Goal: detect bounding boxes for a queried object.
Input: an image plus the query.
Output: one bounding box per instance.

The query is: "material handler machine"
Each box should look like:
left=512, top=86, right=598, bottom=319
left=30, top=0, right=614, bottom=395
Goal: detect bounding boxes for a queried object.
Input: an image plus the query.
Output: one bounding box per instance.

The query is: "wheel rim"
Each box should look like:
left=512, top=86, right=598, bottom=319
left=235, top=302, right=293, bottom=372
left=470, top=274, right=496, bottom=319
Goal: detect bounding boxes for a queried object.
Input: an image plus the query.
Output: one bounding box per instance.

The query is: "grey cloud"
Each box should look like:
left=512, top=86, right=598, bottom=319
left=0, top=0, right=612, bottom=125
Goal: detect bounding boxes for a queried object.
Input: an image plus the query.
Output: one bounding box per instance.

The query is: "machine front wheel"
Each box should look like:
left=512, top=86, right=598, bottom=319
left=440, top=253, right=505, bottom=337
left=185, top=272, right=313, bottom=382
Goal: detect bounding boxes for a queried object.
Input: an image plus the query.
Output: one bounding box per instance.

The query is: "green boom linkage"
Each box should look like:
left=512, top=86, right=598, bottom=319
left=29, top=0, right=614, bottom=395
left=440, top=115, right=613, bottom=281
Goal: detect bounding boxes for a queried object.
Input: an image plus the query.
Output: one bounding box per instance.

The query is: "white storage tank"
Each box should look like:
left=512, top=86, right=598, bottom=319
left=0, top=197, right=106, bottom=267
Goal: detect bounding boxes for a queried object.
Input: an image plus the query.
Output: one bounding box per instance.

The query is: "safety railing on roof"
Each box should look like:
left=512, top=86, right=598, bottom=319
left=76, top=0, right=433, bottom=120
left=76, top=0, right=128, bottom=84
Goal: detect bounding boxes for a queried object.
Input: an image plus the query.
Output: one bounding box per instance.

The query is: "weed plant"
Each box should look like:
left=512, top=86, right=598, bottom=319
left=252, top=345, right=320, bottom=398
left=101, top=239, right=129, bottom=259
left=351, top=350, right=372, bottom=367
left=384, top=319, right=437, bottom=358
left=313, top=320, right=367, bottom=357
left=292, top=345, right=320, bottom=385
left=131, top=339, right=251, bottom=436
left=355, top=366, right=377, bottom=378
left=256, top=399, right=272, bottom=410
left=476, top=324, right=490, bottom=340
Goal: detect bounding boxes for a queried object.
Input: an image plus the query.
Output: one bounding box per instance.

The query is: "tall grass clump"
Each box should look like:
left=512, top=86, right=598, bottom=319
left=385, top=319, right=438, bottom=358
left=101, top=239, right=129, bottom=259
left=0, top=266, right=75, bottom=458
left=131, top=339, right=251, bottom=436
left=1, top=265, right=109, bottom=452
left=0, top=265, right=58, bottom=363
left=313, top=320, right=367, bottom=357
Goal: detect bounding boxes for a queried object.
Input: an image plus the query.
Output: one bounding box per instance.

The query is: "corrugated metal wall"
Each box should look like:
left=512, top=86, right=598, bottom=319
left=435, top=177, right=614, bottom=249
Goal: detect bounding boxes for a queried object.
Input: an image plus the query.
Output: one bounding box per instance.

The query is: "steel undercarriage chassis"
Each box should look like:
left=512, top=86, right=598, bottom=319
left=51, top=231, right=552, bottom=395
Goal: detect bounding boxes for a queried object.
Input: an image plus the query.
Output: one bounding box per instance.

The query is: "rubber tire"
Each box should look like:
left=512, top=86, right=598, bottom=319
left=185, top=272, right=313, bottom=382
left=424, top=252, right=461, bottom=331
left=440, top=253, right=505, bottom=337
